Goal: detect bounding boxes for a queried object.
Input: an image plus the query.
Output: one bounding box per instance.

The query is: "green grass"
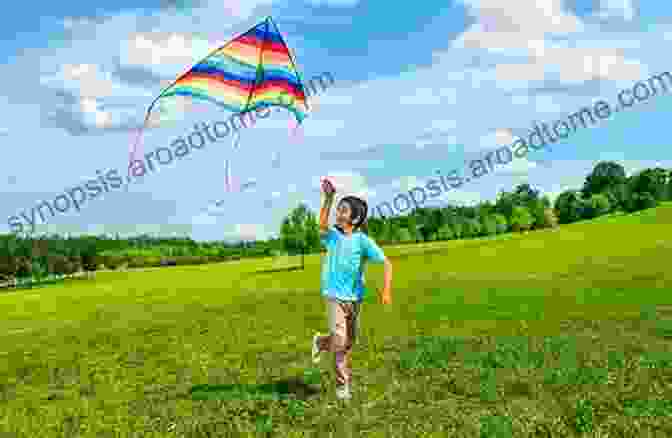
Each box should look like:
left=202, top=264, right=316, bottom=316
left=0, top=204, right=671, bottom=436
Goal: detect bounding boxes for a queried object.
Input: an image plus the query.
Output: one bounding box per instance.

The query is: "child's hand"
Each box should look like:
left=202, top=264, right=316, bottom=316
left=321, top=178, right=336, bottom=197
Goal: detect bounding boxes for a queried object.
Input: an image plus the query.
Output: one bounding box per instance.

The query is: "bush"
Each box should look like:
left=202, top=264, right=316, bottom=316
left=103, top=256, right=124, bottom=270
left=127, top=257, right=146, bottom=269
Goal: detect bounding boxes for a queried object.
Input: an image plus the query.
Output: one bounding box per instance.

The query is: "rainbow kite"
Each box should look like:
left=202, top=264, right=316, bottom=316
left=130, top=16, right=309, bottom=172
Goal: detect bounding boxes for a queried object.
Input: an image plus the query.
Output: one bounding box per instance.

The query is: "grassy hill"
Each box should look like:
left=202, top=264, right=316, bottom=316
left=0, top=204, right=671, bottom=436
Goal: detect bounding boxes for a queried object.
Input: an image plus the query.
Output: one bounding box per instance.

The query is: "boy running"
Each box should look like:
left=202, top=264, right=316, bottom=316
left=312, top=178, right=393, bottom=401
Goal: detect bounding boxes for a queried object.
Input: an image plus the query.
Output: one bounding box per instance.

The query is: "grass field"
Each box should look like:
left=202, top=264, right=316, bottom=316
left=0, top=205, right=671, bottom=437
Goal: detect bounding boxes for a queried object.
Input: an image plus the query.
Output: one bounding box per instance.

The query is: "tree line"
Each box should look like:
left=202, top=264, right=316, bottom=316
left=0, top=160, right=668, bottom=286
left=278, top=161, right=672, bottom=252
left=0, top=233, right=283, bottom=288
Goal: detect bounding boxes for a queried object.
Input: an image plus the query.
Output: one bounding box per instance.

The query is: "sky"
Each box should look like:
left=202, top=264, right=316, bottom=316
left=2, top=0, right=672, bottom=242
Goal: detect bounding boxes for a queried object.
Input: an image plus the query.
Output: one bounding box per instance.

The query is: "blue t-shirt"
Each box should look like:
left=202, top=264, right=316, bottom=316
left=320, top=226, right=386, bottom=302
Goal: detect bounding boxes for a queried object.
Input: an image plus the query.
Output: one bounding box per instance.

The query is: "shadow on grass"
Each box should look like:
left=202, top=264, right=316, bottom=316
left=189, top=377, right=320, bottom=401
left=244, top=266, right=303, bottom=276
left=0, top=277, right=68, bottom=293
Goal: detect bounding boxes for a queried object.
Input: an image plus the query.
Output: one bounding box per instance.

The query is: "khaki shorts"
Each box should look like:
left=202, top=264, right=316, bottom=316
left=326, top=297, right=362, bottom=351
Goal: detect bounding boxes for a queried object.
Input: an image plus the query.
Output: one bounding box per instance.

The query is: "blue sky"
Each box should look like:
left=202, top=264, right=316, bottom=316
left=2, top=0, right=672, bottom=241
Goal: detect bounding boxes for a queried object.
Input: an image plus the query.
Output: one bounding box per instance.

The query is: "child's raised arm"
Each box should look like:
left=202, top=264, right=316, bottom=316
left=320, top=178, right=336, bottom=233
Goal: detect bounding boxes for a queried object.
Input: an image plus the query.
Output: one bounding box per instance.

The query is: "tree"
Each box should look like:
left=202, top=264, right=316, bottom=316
left=397, top=227, right=413, bottom=243
left=280, top=218, right=298, bottom=254
left=554, top=190, right=584, bottom=224
left=304, top=213, right=320, bottom=253
left=388, top=221, right=402, bottom=243
left=582, top=161, right=626, bottom=198
left=282, top=203, right=325, bottom=269
left=31, top=259, right=47, bottom=283
left=480, top=215, right=497, bottom=236
left=451, top=221, right=464, bottom=239
left=80, top=237, right=98, bottom=279
left=528, top=198, right=547, bottom=229
left=510, top=206, right=533, bottom=232
left=462, top=218, right=482, bottom=238
left=430, top=208, right=444, bottom=234
left=440, top=207, right=456, bottom=229
left=494, top=190, right=517, bottom=221
left=625, top=191, right=657, bottom=212
left=477, top=201, right=495, bottom=218
left=493, top=214, right=508, bottom=234
left=378, top=220, right=391, bottom=244
left=585, top=193, right=611, bottom=219
left=605, top=182, right=629, bottom=212
left=15, top=257, right=32, bottom=283
left=406, top=215, right=420, bottom=243
left=629, top=168, right=668, bottom=201
left=514, top=183, right=540, bottom=205
left=0, top=236, right=18, bottom=286
left=368, top=218, right=382, bottom=240
left=437, top=225, right=454, bottom=241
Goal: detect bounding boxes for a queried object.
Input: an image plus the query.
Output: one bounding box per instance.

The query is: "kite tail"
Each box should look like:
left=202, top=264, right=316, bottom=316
left=128, top=126, right=143, bottom=177
left=129, top=102, right=160, bottom=178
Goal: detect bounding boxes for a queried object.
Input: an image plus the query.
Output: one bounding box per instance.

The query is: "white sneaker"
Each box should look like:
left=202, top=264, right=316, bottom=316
left=312, top=333, right=323, bottom=364
left=336, top=384, right=351, bottom=400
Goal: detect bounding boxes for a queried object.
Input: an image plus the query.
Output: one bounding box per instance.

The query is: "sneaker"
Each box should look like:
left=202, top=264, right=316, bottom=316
left=336, top=384, right=352, bottom=400
left=312, top=333, right=323, bottom=364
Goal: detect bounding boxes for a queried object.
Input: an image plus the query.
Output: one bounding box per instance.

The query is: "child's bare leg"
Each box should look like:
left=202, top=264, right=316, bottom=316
left=335, top=350, right=348, bottom=387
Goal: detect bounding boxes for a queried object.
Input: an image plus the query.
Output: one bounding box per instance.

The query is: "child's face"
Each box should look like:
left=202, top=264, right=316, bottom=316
left=335, top=201, right=354, bottom=228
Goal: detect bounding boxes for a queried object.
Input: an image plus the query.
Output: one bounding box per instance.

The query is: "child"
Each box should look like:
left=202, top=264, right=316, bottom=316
left=312, top=178, right=393, bottom=401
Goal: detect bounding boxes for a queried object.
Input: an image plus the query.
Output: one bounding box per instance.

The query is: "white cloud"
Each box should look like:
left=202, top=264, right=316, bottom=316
left=120, top=32, right=214, bottom=78
left=80, top=98, right=113, bottom=128
left=454, top=0, right=584, bottom=54
left=479, top=128, right=517, bottom=150
left=495, top=62, right=547, bottom=82
left=232, top=223, right=270, bottom=241
left=42, top=63, right=116, bottom=99
left=454, top=0, right=643, bottom=86
left=492, top=42, right=644, bottom=85
left=536, top=46, right=643, bottom=83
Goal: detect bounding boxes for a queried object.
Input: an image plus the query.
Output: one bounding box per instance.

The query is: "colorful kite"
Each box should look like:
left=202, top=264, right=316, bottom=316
left=130, top=16, right=309, bottom=174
